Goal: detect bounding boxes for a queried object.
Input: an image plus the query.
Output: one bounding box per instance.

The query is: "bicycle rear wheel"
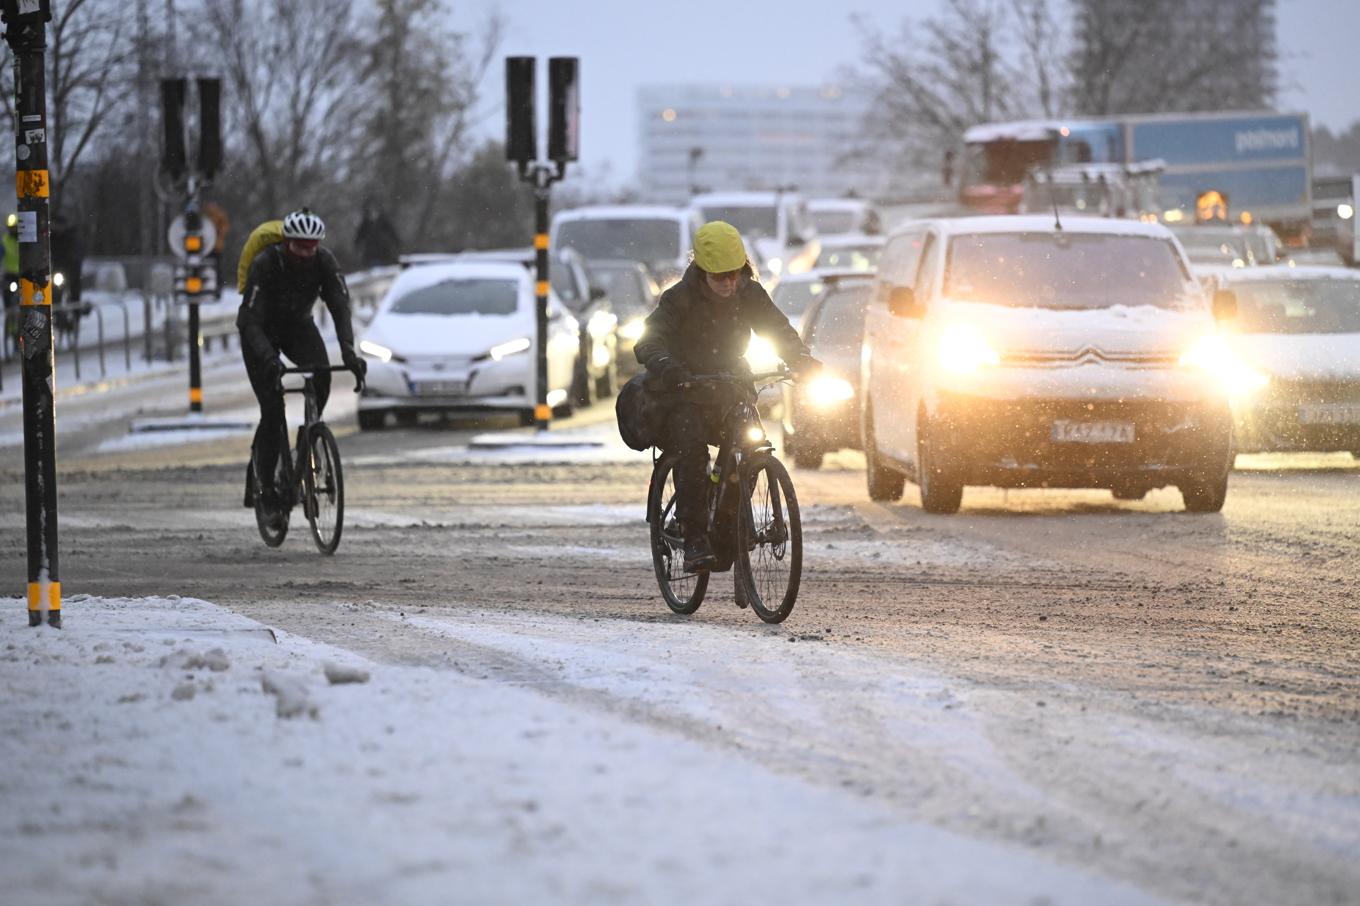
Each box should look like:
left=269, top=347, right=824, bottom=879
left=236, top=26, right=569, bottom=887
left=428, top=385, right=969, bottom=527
left=252, top=427, right=291, bottom=548
left=304, top=422, right=344, bottom=555
left=737, top=455, right=802, bottom=624
left=648, top=456, right=708, bottom=614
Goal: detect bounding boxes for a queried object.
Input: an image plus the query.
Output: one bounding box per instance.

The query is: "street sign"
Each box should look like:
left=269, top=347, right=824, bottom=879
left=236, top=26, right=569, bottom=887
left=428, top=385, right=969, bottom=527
left=167, top=214, right=216, bottom=260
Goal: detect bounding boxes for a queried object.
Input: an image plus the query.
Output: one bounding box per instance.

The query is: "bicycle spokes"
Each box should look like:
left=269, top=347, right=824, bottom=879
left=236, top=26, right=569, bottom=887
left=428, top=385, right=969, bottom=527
left=739, top=459, right=802, bottom=624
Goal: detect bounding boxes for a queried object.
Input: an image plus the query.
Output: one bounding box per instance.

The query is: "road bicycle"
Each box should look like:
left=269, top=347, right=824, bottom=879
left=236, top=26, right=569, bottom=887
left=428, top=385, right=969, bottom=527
left=647, top=368, right=803, bottom=624
left=245, top=364, right=358, bottom=554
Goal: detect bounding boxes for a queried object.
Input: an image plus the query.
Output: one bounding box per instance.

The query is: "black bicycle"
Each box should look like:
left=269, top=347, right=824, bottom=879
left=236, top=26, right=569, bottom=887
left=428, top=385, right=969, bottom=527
left=245, top=364, right=358, bottom=555
left=647, top=368, right=804, bottom=624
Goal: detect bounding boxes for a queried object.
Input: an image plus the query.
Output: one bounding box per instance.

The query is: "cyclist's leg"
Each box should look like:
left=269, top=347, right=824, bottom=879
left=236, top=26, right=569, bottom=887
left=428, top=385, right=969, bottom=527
left=280, top=320, right=331, bottom=414
left=242, top=336, right=287, bottom=501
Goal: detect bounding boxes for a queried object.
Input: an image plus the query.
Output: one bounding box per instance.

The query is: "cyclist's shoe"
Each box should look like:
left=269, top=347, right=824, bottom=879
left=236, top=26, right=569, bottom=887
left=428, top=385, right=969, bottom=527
left=683, top=534, right=717, bottom=572
left=259, top=482, right=285, bottom=514
left=734, top=580, right=749, bottom=609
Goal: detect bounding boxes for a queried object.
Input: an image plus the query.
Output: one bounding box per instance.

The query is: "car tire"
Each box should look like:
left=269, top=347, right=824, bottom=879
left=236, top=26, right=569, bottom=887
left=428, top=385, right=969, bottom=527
left=356, top=409, right=385, bottom=431
left=793, top=444, right=825, bottom=470
left=863, top=402, right=905, bottom=502
left=595, top=359, right=617, bottom=399
left=916, top=416, right=963, bottom=515
left=1179, top=469, right=1228, bottom=513
left=518, top=409, right=535, bottom=428
left=572, top=356, right=595, bottom=408
left=1111, top=484, right=1149, bottom=501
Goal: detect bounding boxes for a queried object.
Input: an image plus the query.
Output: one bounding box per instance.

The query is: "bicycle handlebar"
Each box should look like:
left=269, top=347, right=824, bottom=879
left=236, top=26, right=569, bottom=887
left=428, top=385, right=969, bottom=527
left=678, top=367, right=792, bottom=391
left=280, top=364, right=365, bottom=393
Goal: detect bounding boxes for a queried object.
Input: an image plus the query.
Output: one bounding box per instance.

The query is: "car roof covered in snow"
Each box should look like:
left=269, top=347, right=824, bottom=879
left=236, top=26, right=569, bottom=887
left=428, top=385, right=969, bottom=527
left=893, top=215, right=1177, bottom=241
left=690, top=190, right=800, bottom=207
left=963, top=119, right=1111, bottom=143
left=553, top=204, right=690, bottom=223
left=1214, top=264, right=1360, bottom=283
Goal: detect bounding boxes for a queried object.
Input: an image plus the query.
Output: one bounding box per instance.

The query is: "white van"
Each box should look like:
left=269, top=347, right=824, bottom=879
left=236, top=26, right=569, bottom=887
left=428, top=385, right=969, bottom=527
left=860, top=215, right=1243, bottom=513
left=550, top=205, right=701, bottom=287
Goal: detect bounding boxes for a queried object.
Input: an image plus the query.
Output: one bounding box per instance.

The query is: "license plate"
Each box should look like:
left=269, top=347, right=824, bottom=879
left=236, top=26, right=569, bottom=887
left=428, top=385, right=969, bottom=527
left=412, top=379, right=467, bottom=397
left=1050, top=419, right=1135, bottom=443
left=1297, top=403, right=1360, bottom=425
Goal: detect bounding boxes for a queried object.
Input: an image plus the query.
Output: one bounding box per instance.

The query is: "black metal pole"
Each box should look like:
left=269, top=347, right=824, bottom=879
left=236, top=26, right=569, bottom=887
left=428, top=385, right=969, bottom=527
left=533, top=168, right=551, bottom=431
left=6, top=8, right=59, bottom=628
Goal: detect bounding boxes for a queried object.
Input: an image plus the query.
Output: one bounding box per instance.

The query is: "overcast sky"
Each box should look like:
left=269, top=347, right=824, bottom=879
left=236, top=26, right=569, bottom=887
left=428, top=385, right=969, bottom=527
left=449, top=0, right=1360, bottom=186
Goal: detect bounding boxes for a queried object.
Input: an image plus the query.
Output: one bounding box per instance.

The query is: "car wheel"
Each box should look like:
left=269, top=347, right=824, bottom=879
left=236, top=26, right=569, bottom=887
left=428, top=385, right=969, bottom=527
left=595, top=359, right=617, bottom=399
left=572, top=355, right=595, bottom=408
left=518, top=409, right=535, bottom=428
left=356, top=409, right=385, bottom=431
left=862, top=402, right=905, bottom=502
left=916, top=416, right=963, bottom=515
left=1178, top=469, right=1228, bottom=513
left=793, top=445, right=825, bottom=470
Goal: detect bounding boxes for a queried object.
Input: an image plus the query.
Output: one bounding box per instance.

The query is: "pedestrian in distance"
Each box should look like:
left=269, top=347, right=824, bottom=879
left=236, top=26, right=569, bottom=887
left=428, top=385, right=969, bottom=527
left=634, top=220, right=822, bottom=571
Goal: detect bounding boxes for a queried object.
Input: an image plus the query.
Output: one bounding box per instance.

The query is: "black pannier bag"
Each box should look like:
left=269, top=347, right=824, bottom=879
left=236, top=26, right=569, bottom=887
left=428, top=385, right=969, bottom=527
left=615, top=373, right=659, bottom=451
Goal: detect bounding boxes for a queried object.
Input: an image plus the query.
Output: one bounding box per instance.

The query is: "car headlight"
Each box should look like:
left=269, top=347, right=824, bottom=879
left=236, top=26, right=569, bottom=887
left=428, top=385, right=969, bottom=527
left=744, top=333, right=781, bottom=371
left=359, top=339, right=394, bottom=363
left=587, top=310, right=617, bottom=338
left=619, top=317, right=646, bottom=342
left=489, top=336, right=532, bottom=361
left=1179, top=334, right=1269, bottom=396
left=937, top=324, right=1000, bottom=374
left=806, top=373, right=854, bottom=406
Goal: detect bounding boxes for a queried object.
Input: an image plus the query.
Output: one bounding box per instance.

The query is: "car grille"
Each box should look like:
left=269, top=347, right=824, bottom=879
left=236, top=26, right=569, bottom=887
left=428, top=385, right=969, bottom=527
left=1001, top=347, right=1179, bottom=370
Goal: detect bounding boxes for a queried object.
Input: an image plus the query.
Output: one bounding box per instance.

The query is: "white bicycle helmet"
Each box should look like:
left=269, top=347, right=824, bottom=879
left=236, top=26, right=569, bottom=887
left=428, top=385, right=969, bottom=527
left=282, top=207, right=326, bottom=240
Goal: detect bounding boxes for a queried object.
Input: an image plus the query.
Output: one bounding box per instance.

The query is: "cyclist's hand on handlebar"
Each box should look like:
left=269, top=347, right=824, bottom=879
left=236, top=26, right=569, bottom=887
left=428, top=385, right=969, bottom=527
left=648, top=354, right=692, bottom=390
left=342, top=349, right=368, bottom=392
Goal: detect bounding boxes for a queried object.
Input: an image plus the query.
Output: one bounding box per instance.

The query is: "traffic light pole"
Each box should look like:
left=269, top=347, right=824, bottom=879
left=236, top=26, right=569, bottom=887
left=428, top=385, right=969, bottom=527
left=531, top=164, right=559, bottom=431
left=182, top=187, right=205, bottom=412
left=4, top=2, right=59, bottom=628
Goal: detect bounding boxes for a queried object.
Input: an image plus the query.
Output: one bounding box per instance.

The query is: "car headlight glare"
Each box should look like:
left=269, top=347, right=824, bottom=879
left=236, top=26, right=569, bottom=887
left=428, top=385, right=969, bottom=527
left=587, top=310, right=617, bottom=338
left=938, top=324, right=1000, bottom=374
left=359, top=339, right=393, bottom=363
left=744, top=334, right=781, bottom=371
left=806, top=374, right=854, bottom=406
left=1179, top=333, right=1269, bottom=396
left=489, top=336, right=532, bottom=361
left=619, top=317, right=646, bottom=342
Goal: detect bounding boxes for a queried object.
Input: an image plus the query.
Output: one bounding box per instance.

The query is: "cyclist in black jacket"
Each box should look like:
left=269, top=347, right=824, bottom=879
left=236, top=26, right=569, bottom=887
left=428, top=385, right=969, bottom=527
left=237, top=208, right=365, bottom=511
left=635, top=220, right=820, bottom=571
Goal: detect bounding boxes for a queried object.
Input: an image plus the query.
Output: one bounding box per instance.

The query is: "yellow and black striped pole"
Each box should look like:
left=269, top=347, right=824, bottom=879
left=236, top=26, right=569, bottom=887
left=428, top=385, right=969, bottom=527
left=4, top=0, right=60, bottom=627
left=183, top=198, right=204, bottom=412
left=532, top=179, right=552, bottom=430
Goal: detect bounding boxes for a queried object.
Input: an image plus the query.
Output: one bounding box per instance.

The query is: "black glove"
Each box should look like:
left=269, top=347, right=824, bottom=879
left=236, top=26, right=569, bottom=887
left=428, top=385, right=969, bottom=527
left=342, top=348, right=367, bottom=379
left=648, top=354, right=692, bottom=390
left=791, top=355, right=824, bottom=380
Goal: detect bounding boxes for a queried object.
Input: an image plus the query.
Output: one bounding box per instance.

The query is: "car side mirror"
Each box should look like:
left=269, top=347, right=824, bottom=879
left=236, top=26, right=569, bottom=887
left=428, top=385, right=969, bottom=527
left=1212, top=289, right=1238, bottom=322
left=787, top=234, right=805, bottom=248
left=589, top=285, right=607, bottom=302
left=888, top=285, right=922, bottom=319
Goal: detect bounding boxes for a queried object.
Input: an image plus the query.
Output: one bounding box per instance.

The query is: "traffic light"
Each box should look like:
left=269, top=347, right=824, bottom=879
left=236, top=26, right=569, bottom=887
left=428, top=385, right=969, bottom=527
left=161, top=78, right=188, bottom=181
left=547, top=57, right=580, bottom=164
left=197, top=78, right=222, bottom=181
left=505, top=56, right=537, bottom=165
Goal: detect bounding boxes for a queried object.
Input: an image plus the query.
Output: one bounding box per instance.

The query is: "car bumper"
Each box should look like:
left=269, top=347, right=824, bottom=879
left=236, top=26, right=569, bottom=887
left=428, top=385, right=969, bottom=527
left=358, top=354, right=546, bottom=413
left=1234, top=380, right=1360, bottom=453
left=931, top=391, right=1233, bottom=488
left=786, top=395, right=860, bottom=451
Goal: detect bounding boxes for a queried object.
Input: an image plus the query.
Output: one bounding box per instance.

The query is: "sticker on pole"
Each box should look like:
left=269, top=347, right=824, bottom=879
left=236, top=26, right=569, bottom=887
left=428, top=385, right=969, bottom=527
left=17, top=210, right=37, bottom=242
left=22, top=307, right=47, bottom=357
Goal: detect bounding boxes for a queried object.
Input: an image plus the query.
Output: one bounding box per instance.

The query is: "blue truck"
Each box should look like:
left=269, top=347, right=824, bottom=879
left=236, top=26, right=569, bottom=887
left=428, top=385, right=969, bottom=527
left=960, top=111, right=1312, bottom=243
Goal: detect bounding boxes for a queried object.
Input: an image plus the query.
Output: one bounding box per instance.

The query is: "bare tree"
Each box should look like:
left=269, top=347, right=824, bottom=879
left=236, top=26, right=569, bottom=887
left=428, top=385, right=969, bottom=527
left=0, top=0, right=140, bottom=215
left=1071, top=0, right=1278, bottom=115
left=186, top=0, right=367, bottom=217
left=848, top=0, right=1030, bottom=174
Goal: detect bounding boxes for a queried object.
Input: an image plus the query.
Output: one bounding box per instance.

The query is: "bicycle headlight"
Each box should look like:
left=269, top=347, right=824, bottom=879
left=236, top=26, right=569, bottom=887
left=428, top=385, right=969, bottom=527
left=745, top=425, right=766, bottom=443
left=937, top=324, right=999, bottom=374
left=52, top=271, right=64, bottom=288
left=1179, top=333, right=1269, bottom=397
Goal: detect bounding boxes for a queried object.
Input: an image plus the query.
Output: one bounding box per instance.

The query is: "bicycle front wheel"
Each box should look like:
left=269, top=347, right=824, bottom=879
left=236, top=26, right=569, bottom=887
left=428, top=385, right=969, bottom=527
left=737, top=455, right=802, bottom=624
left=648, top=456, right=708, bottom=615
left=304, top=423, right=344, bottom=555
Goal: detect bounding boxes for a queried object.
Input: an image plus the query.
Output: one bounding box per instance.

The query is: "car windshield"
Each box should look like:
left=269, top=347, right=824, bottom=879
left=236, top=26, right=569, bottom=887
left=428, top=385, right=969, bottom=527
left=701, top=205, right=777, bottom=239
left=389, top=277, right=519, bottom=316
left=773, top=279, right=825, bottom=319
left=1171, top=228, right=1250, bottom=265
left=943, top=232, right=1191, bottom=309
left=815, top=244, right=880, bottom=270
left=593, top=266, right=652, bottom=315
left=555, top=219, right=680, bottom=268
left=1231, top=279, right=1360, bottom=334
left=808, top=286, right=870, bottom=356
left=811, top=210, right=857, bottom=234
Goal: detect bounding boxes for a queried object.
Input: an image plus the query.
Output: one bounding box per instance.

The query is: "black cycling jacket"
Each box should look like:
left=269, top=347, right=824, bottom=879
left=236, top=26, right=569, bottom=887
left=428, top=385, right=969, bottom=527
left=236, top=244, right=355, bottom=362
left=633, top=263, right=807, bottom=376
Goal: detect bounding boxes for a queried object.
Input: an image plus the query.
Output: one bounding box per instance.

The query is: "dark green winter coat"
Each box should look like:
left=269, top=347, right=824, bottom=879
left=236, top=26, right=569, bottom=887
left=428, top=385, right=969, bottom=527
left=633, top=263, right=808, bottom=376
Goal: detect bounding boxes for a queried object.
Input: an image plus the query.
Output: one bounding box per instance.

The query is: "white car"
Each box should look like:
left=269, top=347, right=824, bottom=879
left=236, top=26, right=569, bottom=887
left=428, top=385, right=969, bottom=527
left=813, top=233, right=884, bottom=271
left=861, top=215, right=1243, bottom=513
left=688, top=190, right=820, bottom=280
left=1208, top=266, right=1360, bottom=454
left=550, top=205, right=702, bottom=287
left=356, top=261, right=580, bottom=429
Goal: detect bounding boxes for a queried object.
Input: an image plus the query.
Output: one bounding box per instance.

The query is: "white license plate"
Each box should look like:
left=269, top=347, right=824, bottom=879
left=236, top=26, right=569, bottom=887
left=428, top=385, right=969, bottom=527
left=412, top=380, right=468, bottom=397
left=1050, top=419, right=1135, bottom=443
left=1297, top=403, right=1360, bottom=425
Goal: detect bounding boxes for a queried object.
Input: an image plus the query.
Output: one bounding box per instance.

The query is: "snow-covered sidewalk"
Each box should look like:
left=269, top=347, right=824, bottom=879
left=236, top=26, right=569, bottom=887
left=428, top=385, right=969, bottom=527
left=0, top=596, right=1166, bottom=906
